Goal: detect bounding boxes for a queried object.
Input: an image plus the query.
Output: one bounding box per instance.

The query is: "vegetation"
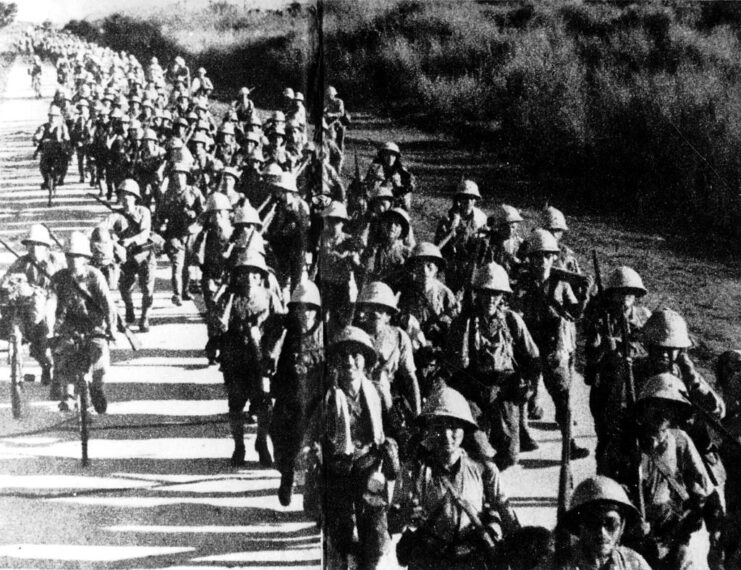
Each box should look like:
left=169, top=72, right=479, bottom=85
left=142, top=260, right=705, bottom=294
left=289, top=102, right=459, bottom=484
left=0, top=2, right=16, bottom=28
left=63, top=0, right=741, bottom=243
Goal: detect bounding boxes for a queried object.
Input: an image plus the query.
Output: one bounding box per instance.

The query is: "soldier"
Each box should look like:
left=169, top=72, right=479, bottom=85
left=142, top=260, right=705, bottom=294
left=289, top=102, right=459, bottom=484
left=315, top=201, right=359, bottom=331
left=69, top=99, right=93, bottom=184
left=214, top=122, right=240, bottom=167
left=199, top=192, right=233, bottom=364
left=356, top=281, right=422, bottom=454
left=190, top=67, right=213, bottom=99
left=514, top=229, right=591, bottom=460
left=89, top=224, right=119, bottom=293
left=233, top=86, right=255, bottom=126
left=448, top=262, right=541, bottom=470
left=434, top=180, right=487, bottom=293
left=2, top=224, right=65, bottom=391
left=396, top=386, right=520, bottom=570
left=133, top=128, right=166, bottom=209
left=397, top=242, right=458, bottom=351
left=534, top=476, right=651, bottom=569
left=323, top=85, right=347, bottom=152
left=365, top=142, right=416, bottom=211
left=584, top=266, right=651, bottom=464
left=541, top=205, right=581, bottom=275
left=263, top=172, right=310, bottom=295
left=301, top=326, right=398, bottom=570
left=190, top=131, right=219, bottom=194
left=219, top=252, right=282, bottom=467
left=603, top=373, right=714, bottom=570
left=479, top=204, right=525, bottom=279
left=52, top=232, right=116, bottom=414
left=104, top=179, right=157, bottom=332
left=361, top=207, right=412, bottom=290
left=266, top=280, right=325, bottom=506
left=157, top=161, right=205, bottom=306
left=33, top=105, right=70, bottom=190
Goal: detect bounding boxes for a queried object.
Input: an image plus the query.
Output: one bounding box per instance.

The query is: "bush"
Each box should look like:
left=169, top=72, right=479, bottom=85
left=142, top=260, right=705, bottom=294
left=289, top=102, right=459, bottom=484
left=0, top=2, right=16, bottom=28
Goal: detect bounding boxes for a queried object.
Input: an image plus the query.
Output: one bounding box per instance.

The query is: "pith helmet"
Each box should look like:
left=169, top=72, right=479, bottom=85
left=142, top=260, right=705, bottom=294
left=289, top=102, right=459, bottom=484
left=294, top=92, right=305, bottom=102
left=643, top=308, right=692, bottom=348
left=222, top=166, right=240, bottom=180
left=289, top=279, right=321, bottom=309
left=322, top=201, right=349, bottom=221
left=247, top=112, right=262, bottom=127
left=473, top=262, right=512, bottom=293
left=48, top=105, right=61, bottom=117
left=219, top=122, right=235, bottom=135
left=271, top=110, right=286, bottom=123
left=563, top=475, right=639, bottom=533
left=248, top=148, right=265, bottom=163
left=357, top=281, right=398, bottom=313
left=205, top=192, right=232, bottom=212
left=637, top=372, right=691, bottom=407
left=542, top=206, right=568, bottom=231
left=234, top=251, right=268, bottom=277
left=117, top=179, right=141, bottom=201
left=262, top=162, right=283, bottom=183
left=410, top=242, right=445, bottom=270
left=419, top=386, right=477, bottom=430
left=245, top=131, right=262, bottom=146
left=381, top=207, right=410, bottom=238
left=369, top=182, right=394, bottom=202
left=66, top=231, right=92, bottom=258
left=233, top=204, right=262, bottom=228
left=455, top=179, right=481, bottom=200
left=329, top=326, right=377, bottom=367
left=142, top=128, right=158, bottom=142
left=191, top=131, right=210, bottom=146
left=282, top=87, right=295, bottom=98
left=381, top=141, right=400, bottom=155
left=605, top=266, right=647, bottom=297
left=270, top=172, right=298, bottom=193
left=526, top=229, right=559, bottom=255
left=326, top=85, right=338, bottom=97
left=172, top=161, right=191, bottom=174
left=22, top=224, right=52, bottom=247
left=489, top=204, right=523, bottom=226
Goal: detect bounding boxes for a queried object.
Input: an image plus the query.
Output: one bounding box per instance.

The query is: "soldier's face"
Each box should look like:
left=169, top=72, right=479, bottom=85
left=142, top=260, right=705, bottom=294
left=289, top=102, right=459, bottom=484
left=336, top=347, right=365, bottom=386
left=372, top=199, right=391, bottom=214
left=427, top=418, right=464, bottom=462
left=359, top=304, right=391, bottom=332
left=530, top=252, right=556, bottom=275
left=456, top=197, right=475, bottom=215
left=28, top=243, right=49, bottom=263
left=578, top=506, right=624, bottom=559
left=381, top=151, right=397, bottom=168
left=638, top=407, right=671, bottom=450
left=478, top=290, right=504, bottom=316
left=413, top=260, right=437, bottom=284
left=67, top=255, right=87, bottom=275
left=296, top=306, right=318, bottom=333
left=499, top=222, right=518, bottom=240
left=385, top=220, right=402, bottom=241
left=650, top=346, right=680, bottom=371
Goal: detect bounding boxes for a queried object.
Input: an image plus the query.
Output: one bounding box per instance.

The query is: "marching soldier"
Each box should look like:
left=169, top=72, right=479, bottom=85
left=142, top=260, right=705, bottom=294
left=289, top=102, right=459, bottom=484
left=301, top=326, right=399, bottom=570
left=219, top=252, right=283, bottom=467
left=361, top=207, right=412, bottom=290
left=33, top=105, right=70, bottom=190
left=541, top=206, right=580, bottom=274
left=397, top=242, right=459, bottom=351
left=514, top=229, right=591, bottom=460
left=69, top=99, right=93, bottom=184
left=365, top=142, right=416, bottom=211
left=535, top=476, right=651, bottom=569
left=603, top=373, right=714, bottom=569
left=434, top=180, right=487, bottom=293
left=199, top=192, right=233, bottom=364
left=2, top=224, right=65, bottom=391
left=157, top=161, right=205, bottom=306
left=133, top=128, right=166, bottom=208
left=52, top=232, right=116, bottom=414
left=396, top=386, right=520, bottom=570
left=584, top=266, right=651, bottom=464
left=266, top=280, right=325, bottom=506
left=104, top=179, right=157, bottom=332
left=323, top=85, right=347, bottom=152
left=356, top=281, right=422, bottom=454
left=448, top=262, right=541, bottom=470
left=478, top=204, right=525, bottom=279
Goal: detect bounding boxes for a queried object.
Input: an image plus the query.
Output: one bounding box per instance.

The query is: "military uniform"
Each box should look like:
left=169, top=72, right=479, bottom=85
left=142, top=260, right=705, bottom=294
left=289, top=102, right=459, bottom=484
left=435, top=204, right=487, bottom=294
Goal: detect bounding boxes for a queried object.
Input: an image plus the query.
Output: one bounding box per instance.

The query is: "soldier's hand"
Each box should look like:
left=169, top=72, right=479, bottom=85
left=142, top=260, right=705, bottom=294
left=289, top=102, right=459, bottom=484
left=450, top=212, right=461, bottom=230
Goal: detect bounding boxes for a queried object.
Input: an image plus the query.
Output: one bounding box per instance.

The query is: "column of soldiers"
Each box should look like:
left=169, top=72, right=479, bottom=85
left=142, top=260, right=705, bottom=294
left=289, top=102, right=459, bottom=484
left=12, top=25, right=741, bottom=570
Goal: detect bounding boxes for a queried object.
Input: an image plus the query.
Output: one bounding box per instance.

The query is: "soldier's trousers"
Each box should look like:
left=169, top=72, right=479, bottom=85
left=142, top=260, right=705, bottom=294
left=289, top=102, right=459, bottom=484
left=479, top=398, right=520, bottom=471
left=542, top=350, right=573, bottom=437
left=324, top=457, right=390, bottom=570
left=270, top=398, right=314, bottom=476
left=120, top=254, right=156, bottom=311
left=201, top=274, right=224, bottom=359
left=165, top=236, right=196, bottom=298
left=53, top=335, right=109, bottom=398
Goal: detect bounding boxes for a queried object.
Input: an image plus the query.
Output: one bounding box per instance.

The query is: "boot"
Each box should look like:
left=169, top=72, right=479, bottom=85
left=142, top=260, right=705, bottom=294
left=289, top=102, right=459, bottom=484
left=255, top=398, right=273, bottom=467
left=229, top=412, right=246, bottom=467
left=40, top=365, right=52, bottom=386
left=124, top=303, right=135, bottom=324
left=139, top=304, right=150, bottom=333
left=90, top=379, right=107, bottom=414
left=278, top=470, right=294, bottom=507
left=255, top=436, right=273, bottom=468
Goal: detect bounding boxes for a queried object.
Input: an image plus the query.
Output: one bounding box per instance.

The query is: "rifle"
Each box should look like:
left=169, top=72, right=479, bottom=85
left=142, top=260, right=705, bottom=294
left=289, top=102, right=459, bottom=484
left=256, top=195, right=274, bottom=216
left=555, top=381, right=573, bottom=566
left=0, top=236, right=141, bottom=351
left=592, top=250, right=615, bottom=350
left=679, top=389, right=741, bottom=453
left=621, top=316, right=646, bottom=521
left=550, top=267, right=590, bottom=289
left=214, top=226, right=259, bottom=320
